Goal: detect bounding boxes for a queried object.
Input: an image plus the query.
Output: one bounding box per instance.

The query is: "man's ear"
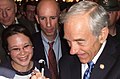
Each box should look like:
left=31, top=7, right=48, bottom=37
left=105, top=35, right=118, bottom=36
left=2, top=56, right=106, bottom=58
left=35, top=15, right=40, bottom=24
left=8, top=52, right=10, bottom=55
left=98, top=27, right=109, bottom=43
left=117, top=11, right=120, bottom=20
left=14, top=3, right=17, bottom=14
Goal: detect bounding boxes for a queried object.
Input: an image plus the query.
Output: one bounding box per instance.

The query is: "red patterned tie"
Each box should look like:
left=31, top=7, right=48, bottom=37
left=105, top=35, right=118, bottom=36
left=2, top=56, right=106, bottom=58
left=48, top=42, right=59, bottom=79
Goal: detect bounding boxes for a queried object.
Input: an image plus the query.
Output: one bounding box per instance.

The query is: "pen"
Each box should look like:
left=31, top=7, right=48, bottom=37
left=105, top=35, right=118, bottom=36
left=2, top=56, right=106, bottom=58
left=39, top=59, right=45, bottom=77
left=41, top=68, right=44, bottom=77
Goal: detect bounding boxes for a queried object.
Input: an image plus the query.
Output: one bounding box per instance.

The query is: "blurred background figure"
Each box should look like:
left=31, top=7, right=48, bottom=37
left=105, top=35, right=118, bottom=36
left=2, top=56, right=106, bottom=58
left=1, top=24, right=50, bottom=79
left=98, top=0, right=120, bottom=42
left=24, top=1, right=39, bottom=33
left=16, top=2, right=26, bottom=20
left=24, top=1, right=36, bottom=23
left=0, top=0, right=17, bottom=64
left=59, top=2, right=74, bottom=36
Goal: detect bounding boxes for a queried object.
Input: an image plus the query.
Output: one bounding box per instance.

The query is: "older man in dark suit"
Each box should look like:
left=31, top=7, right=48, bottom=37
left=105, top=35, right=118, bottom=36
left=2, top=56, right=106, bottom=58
left=59, top=1, right=120, bottom=79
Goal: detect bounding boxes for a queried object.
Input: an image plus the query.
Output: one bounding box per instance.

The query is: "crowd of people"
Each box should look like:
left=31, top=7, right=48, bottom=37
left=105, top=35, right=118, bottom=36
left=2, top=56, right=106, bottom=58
left=0, top=0, right=120, bottom=79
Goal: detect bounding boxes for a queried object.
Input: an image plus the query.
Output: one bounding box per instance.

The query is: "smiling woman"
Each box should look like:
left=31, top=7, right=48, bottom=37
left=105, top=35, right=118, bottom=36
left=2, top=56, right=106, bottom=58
left=1, top=24, right=50, bottom=79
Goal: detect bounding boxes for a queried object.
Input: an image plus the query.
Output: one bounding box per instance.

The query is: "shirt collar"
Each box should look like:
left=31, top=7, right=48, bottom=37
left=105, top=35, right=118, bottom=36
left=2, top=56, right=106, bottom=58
left=2, top=17, right=19, bottom=28
left=92, top=40, right=107, bottom=64
left=41, top=30, right=59, bottom=44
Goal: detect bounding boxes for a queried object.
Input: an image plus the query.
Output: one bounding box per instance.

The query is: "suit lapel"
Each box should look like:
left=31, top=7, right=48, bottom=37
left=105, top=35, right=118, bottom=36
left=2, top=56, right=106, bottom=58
left=39, top=32, right=48, bottom=65
left=90, top=37, right=119, bottom=79
left=91, top=53, right=117, bottom=79
left=32, top=32, right=47, bottom=65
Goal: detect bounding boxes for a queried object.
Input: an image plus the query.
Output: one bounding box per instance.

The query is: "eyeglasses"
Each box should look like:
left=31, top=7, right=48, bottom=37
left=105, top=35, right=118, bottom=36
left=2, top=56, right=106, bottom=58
left=9, top=44, right=33, bottom=53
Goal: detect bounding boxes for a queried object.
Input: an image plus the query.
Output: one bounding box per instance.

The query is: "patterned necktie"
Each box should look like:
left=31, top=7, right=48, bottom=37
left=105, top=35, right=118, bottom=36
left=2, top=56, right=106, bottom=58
left=83, top=61, right=94, bottom=79
left=48, top=42, right=59, bottom=79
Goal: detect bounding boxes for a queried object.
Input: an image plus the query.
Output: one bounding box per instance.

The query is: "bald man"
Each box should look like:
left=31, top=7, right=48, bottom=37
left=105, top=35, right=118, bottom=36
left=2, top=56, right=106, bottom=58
left=0, top=0, right=16, bottom=27
left=32, top=0, right=70, bottom=79
left=0, top=0, right=16, bottom=63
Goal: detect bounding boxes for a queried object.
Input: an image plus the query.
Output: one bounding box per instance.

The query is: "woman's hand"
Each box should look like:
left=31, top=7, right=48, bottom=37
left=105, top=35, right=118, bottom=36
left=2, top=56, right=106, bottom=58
left=30, top=70, right=49, bottom=79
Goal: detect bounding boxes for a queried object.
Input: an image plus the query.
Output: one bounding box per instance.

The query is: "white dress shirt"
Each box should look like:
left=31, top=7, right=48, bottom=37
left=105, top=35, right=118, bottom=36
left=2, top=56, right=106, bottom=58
left=81, top=40, right=107, bottom=79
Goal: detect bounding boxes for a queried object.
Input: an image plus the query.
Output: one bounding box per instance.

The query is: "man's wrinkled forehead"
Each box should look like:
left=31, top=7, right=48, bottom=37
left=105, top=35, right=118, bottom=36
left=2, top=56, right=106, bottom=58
left=0, top=0, right=15, bottom=5
left=0, top=0, right=15, bottom=9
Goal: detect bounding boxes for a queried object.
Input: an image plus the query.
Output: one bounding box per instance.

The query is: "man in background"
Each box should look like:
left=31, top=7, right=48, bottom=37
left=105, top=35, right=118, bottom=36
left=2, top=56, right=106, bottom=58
left=98, top=0, right=120, bottom=42
left=24, top=1, right=39, bottom=33
left=32, top=0, right=70, bottom=79
left=0, top=0, right=16, bottom=63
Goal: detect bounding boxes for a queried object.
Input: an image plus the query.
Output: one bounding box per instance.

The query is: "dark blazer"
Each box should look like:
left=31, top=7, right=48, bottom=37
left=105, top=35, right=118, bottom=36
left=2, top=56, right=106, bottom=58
left=18, top=17, right=38, bottom=34
left=59, top=36, right=120, bottom=79
left=32, top=31, right=70, bottom=66
left=0, top=24, right=8, bottom=63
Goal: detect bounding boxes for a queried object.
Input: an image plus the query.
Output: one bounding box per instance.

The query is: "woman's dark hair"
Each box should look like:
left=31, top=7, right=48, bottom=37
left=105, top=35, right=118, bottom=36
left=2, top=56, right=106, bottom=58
left=2, top=24, right=33, bottom=52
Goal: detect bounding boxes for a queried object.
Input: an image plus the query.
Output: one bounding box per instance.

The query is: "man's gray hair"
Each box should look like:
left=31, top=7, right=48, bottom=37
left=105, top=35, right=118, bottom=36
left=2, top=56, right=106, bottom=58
left=63, top=1, right=109, bottom=37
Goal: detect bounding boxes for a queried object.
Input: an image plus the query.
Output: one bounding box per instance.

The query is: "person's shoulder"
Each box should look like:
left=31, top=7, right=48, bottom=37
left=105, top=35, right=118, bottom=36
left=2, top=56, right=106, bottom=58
left=32, top=32, right=41, bottom=40
left=59, top=54, right=80, bottom=76
left=106, top=35, right=120, bottom=56
left=31, top=32, right=42, bottom=44
left=59, top=54, right=79, bottom=65
left=18, top=17, right=30, bottom=23
left=0, top=23, right=4, bottom=35
left=1, top=60, right=12, bottom=69
left=0, top=66, right=15, bottom=78
left=107, top=34, right=120, bottom=45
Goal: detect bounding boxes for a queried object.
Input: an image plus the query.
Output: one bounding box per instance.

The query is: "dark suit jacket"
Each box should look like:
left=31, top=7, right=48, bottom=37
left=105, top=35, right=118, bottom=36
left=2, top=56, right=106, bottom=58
left=0, top=24, right=8, bottom=63
left=32, top=31, right=70, bottom=66
left=18, top=17, right=38, bottom=34
left=59, top=36, right=120, bottom=79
